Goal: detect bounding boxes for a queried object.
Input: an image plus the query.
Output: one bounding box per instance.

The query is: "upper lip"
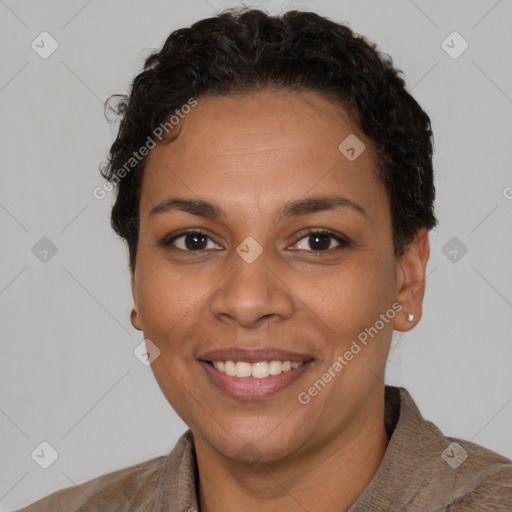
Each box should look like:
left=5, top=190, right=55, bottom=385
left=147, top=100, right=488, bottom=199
left=197, top=347, right=314, bottom=363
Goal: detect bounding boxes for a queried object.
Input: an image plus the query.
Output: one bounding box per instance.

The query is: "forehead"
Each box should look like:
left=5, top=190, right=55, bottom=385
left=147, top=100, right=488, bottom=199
left=140, top=89, right=387, bottom=222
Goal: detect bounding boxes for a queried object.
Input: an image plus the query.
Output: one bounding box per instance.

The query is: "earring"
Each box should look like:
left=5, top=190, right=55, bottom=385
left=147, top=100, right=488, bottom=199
left=407, top=313, right=414, bottom=322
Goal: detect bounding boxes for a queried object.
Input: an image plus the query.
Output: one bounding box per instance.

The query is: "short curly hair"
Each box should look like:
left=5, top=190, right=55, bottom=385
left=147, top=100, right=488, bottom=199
left=101, top=7, right=437, bottom=273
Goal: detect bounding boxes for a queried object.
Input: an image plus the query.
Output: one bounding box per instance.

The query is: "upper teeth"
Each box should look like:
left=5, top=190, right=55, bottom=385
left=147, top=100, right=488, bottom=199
left=212, top=360, right=304, bottom=378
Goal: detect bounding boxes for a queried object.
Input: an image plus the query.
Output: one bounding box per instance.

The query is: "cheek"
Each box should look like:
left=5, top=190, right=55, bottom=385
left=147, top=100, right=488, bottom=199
left=296, top=257, right=387, bottom=342
left=137, top=258, right=213, bottom=326
left=136, top=263, right=209, bottom=421
left=135, top=256, right=230, bottom=386
left=135, top=265, right=193, bottom=362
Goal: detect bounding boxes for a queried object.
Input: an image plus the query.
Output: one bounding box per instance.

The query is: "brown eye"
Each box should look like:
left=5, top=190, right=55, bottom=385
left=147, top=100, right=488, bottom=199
left=293, top=230, right=349, bottom=252
left=164, top=231, right=222, bottom=251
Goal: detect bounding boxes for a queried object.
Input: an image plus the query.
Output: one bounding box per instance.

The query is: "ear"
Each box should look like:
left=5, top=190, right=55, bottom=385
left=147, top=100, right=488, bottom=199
left=130, top=271, right=142, bottom=331
left=393, top=228, right=430, bottom=332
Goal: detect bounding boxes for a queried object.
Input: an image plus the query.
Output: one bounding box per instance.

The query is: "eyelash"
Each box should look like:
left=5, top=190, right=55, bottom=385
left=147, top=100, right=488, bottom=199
left=160, top=228, right=351, bottom=254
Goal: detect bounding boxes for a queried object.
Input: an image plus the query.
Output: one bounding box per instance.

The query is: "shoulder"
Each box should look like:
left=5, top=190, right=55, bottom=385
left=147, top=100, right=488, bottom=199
left=442, top=437, right=512, bottom=510
left=15, top=455, right=166, bottom=512
left=387, top=387, right=512, bottom=510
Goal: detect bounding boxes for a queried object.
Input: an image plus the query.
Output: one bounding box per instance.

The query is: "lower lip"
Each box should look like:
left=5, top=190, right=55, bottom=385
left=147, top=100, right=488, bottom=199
left=199, top=360, right=313, bottom=400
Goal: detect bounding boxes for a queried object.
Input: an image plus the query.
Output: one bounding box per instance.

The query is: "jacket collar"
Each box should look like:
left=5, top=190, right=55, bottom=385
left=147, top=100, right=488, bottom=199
left=154, top=385, right=448, bottom=511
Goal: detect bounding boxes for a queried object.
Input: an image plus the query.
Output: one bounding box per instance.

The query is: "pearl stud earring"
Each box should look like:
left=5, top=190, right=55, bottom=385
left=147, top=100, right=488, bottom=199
left=407, top=313, right=414, bottom=322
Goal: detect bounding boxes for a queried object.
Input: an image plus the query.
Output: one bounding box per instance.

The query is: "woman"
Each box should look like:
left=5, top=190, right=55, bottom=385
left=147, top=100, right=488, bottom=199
left=19, top=7, right=512, bottom=511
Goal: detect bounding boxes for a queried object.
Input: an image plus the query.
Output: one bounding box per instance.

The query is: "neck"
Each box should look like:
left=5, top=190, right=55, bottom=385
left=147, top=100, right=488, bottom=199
left=195, top=390, right=389, bottom=512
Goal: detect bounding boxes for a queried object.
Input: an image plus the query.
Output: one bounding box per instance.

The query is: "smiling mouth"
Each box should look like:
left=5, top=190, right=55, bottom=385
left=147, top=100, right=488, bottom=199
left=201, top=359, right=314, bottom=378
left=199, top=357, right=314, bottom=399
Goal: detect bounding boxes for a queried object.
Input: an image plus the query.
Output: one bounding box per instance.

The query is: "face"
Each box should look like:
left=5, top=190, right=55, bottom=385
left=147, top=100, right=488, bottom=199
left=131, top=89, right=426, bottom=464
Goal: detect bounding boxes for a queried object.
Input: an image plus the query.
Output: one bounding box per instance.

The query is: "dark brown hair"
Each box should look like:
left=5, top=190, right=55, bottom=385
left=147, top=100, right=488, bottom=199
left=101, top=7, right=437, bottom=272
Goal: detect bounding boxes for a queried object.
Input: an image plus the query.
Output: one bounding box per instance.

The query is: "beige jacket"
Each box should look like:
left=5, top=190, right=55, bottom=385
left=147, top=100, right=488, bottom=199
left=17, top=386, right=512, bottom=511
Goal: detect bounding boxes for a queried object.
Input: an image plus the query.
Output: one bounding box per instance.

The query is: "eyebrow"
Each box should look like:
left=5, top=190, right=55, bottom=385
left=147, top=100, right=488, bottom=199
left=149, top=194, right=368, bottom=220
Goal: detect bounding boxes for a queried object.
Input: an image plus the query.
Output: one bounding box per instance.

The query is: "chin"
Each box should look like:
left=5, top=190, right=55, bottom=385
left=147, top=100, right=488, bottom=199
left=201, top=421, right=309, bottom=465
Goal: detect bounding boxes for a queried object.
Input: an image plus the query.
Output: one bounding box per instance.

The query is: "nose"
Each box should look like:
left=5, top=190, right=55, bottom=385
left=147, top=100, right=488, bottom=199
left=209, top=246, right=295, bottom=329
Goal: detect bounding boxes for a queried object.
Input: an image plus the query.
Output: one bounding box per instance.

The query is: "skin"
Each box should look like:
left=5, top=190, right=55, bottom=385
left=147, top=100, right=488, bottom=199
left=130, top=88, right=430, bottom=512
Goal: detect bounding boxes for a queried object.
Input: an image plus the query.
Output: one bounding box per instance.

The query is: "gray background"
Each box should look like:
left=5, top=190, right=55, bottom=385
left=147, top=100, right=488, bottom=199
left=1, top=0, right=511, bottom=509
